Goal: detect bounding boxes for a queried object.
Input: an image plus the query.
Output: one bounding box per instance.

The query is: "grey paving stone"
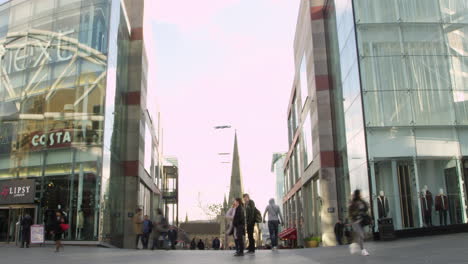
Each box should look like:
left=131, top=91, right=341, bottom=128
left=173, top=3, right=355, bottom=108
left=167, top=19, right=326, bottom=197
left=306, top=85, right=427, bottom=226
left=1, top=233, right=468, bottom=264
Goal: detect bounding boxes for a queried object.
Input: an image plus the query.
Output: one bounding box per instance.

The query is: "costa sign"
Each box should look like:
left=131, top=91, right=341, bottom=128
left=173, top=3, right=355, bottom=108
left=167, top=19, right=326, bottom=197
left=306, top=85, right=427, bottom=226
left=30, top=130, right=72, bottom=149
left=0, top=179, right=36, bottom=205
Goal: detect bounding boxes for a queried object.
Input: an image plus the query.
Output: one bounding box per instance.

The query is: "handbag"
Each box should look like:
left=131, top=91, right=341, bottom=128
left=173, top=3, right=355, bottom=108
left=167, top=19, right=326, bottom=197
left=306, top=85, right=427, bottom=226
left=60, top=223, right=70, bottom=231
left=360, top=214, right=372, bottom=227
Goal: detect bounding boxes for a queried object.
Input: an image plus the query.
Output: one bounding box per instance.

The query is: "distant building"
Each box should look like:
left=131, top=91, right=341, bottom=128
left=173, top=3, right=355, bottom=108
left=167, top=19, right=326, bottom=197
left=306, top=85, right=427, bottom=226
left=271, top=153, right=287, bottom=211
left=163, top=156, right=179, bottom=226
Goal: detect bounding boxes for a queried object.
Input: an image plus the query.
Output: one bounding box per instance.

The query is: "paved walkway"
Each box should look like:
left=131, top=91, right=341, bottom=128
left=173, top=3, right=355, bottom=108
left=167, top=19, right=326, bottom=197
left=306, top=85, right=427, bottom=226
left=1, top=233, right=468, bottom=264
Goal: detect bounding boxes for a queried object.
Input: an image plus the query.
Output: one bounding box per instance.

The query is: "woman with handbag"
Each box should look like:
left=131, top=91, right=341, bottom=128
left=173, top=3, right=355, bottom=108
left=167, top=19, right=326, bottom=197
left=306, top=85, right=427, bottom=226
left=51, top=211, right=67, bottom=253
left=348, top=189, right=371, bottom=256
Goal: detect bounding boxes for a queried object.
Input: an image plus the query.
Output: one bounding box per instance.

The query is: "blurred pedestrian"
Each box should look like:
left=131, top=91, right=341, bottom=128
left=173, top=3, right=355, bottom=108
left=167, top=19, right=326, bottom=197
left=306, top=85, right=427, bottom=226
left=225, top=200, right=236, bottom=251
left=142, top=215, right=153, bottom=249
left=133, top=208, right=143, bottom=249
left=233, top=198, right=245, bottom=257
left=197, top=239, right=205, bottom=250
left=20, top=214, right=33, bottom=248
left=168, top=226, right=178, bottom=250
left=263, top=198, right=283, bottom=251
left=348, top=189, right=371, bottom=256
left=190, top=238, right=197, bottom=250
left=334, top=219, right=344, bottom=245
left=212, top=237, right=221, bottom=250
left=51, top=211, right=66, bottom=253
left=243, top=194, right=258, bottom=254
left=152, top=209, right=169, bottom=250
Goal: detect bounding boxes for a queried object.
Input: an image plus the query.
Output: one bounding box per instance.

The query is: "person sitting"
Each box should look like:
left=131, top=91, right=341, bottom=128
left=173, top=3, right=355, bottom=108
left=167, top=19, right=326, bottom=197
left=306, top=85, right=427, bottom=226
left=197, top=239, right=205, bottom=250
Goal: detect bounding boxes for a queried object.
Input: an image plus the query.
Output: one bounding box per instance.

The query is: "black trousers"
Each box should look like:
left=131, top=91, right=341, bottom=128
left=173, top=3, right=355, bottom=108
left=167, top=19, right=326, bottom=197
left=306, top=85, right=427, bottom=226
left=439, top=210, right=448, bottom=226
left=21, top=229, right=31, bottom=247
left=423, top=210, right=432, bottom=226
left=236, top=235, right=244, bottom=253
left=142, top=233, right=150, bottom=249
left=247, top=224, right=255, bottom=252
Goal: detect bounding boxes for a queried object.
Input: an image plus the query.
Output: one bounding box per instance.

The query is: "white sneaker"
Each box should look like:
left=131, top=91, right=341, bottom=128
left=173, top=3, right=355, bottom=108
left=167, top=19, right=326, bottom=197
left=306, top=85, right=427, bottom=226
left=349, top=243, right=360, bottom=255
left=361, top=249, right=370, bottom=256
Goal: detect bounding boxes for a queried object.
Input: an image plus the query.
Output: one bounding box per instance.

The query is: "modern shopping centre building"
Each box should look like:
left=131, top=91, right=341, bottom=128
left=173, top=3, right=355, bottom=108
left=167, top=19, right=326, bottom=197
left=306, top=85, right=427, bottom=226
left=0, top=0, right=164, bottom=248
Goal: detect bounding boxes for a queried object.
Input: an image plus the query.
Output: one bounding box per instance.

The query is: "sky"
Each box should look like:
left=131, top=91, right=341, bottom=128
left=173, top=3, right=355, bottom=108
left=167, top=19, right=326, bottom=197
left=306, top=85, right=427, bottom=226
left=148, top=0, right=301, bottom=221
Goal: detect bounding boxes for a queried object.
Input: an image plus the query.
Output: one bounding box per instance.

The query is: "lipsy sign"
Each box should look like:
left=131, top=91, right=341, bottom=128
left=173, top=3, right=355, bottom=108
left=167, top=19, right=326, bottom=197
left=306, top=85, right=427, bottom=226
left=0, top=179, right=36, bottom=205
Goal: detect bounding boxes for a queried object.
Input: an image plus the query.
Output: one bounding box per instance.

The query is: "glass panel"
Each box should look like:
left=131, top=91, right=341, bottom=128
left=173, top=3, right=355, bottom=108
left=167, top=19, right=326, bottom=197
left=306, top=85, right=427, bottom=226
left=357, top=24, right=402, bottom=56
left=345, top=95, right=365, bottom=140
left=439, top=0, right=468, bottom=24
left=453, top=91, right=468, bottom=124
left=354, top=0, right=398, bottom=23
left=363, top=91, right=412, bottom=127
left=300, top=54, right=308, bottom=108
left=399, top=0, right=441, bottom=22
left=451, top=56, right=468, bottom=90
left=417, top=159, right=463, bottom=226
left=361, top=56, right=407, bottom=91
left=415, top=127, right=459, bottom=157
left=406, top=55, right=451, bottom=90
left=401, top=24, right=447, bottom=55
left=367, top=128, right=416, bottom=159
left=412, top=90, right=455, bottom=125
left=302, top=113, right=313, bottom=167
left=445, top=24, right=468, bottom=57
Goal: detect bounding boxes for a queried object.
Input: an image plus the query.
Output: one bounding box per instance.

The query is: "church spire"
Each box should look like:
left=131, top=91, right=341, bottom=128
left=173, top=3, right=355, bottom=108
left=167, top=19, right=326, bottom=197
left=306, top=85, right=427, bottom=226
left=228, top=132, right=244, bottom=204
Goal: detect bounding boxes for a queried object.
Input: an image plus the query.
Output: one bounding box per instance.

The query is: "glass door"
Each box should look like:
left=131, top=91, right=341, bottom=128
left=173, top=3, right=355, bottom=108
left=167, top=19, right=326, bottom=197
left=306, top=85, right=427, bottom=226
left=0, top=206, right=36, bottom=243
left=0, top=209, right=9, bottom=242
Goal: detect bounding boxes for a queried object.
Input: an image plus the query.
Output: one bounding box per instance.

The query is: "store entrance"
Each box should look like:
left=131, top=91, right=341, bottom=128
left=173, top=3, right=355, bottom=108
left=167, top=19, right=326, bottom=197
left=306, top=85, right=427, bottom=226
left=0, top=206, right=36, bottom=243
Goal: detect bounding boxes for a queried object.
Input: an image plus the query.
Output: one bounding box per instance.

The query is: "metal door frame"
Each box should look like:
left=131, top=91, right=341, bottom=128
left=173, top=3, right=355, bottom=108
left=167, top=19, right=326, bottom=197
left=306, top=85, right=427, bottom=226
left=0, top=205, right=37, bottom=244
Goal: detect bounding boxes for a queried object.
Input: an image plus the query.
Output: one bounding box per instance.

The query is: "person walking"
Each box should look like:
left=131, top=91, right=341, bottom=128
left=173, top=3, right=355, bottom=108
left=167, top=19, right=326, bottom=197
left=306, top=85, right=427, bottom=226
left=20, top=214, right=33, bottom=248
left=334, top=219, right=344, bottom=245
left=50, top=211, right=65, bottom=253
left=348, top=189, right=371, bottom=256
left=225, top=200, right=236, bottom=251
left=142, top=215, right=153, bottom=249
left=168, top=226, right=178, bottom=250
left=233, top=198, right=245, bottom=257
left=212, top=237, right=221, bottom=250
left=152, top=209, right=169, bottom=250
left=243, top=194, right=257, bottom=254
left=190, top=238, right=197, bottom=250
left=197, top=239, right=205, bottom=250
left=263, top=198, right=283, bottom=251
left=133, top=208, right=144, bottom=249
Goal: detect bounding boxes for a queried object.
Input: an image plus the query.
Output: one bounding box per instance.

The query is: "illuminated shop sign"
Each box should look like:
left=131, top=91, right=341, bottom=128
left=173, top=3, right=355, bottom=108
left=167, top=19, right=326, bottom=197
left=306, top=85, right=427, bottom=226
left=0, top=179, right=36, bottom=205
left=30, top=130, right=73, bottom=149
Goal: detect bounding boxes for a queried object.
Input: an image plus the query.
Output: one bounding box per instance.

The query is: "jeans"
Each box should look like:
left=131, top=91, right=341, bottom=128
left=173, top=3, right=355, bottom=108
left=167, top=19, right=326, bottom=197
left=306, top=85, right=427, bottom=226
left=247, top=224, right=255, bottom=252
left=142, top=233, right=150, bottom=249
left=268, top=220, right=279, bottom=247
left=236, top=235, right=244, bottom=254
left=21, top=229, right=31, bottom=248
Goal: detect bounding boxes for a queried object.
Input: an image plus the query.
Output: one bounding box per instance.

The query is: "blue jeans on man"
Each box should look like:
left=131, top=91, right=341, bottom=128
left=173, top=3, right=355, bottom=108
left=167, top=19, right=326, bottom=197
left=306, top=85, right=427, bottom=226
left=268, top=220, right=280, bottom=248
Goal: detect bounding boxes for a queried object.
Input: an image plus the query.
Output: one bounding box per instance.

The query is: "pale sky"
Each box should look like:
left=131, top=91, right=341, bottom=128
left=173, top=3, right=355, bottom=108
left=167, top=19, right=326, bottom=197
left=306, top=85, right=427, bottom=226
left=148, top=0, right=300, bottom=220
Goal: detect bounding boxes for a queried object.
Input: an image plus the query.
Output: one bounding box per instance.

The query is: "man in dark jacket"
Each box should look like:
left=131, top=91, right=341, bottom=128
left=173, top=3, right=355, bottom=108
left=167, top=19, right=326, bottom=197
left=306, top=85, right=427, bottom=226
left=197, top=239, right=205, bottom=250
left=233, top=198, right=245, bottom=256
left=334, top=219, right=344, bottom=245
left=20, top=214, right=33, bottom=248
left=243, top=194, right=256, bottom=254
left=212, top=237, right=221, bottom=250
left=168, top=226, right=178, bottom=250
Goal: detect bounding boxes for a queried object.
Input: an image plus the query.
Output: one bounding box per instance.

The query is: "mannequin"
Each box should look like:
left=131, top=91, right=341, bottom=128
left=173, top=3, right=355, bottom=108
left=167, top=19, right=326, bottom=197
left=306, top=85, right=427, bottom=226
left=76, top=210, right=84, bottom=240
left=435, top=188, right=449, bottom=226
left=377, top=190, right=390, bottom=219
left=420, top=185, right=433, bottom=226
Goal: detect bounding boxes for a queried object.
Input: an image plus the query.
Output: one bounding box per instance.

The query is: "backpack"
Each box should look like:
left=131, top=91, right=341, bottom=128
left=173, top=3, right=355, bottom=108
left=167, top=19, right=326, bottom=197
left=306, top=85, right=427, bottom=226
left=255, top=208, right=262, bottom=223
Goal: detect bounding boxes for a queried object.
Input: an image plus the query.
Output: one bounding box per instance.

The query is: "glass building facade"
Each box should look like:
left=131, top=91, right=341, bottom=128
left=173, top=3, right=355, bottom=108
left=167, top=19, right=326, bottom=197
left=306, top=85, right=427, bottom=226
left=326, top=0, right=468, bottom=231
left=0, top=0, right=162, bottom=247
